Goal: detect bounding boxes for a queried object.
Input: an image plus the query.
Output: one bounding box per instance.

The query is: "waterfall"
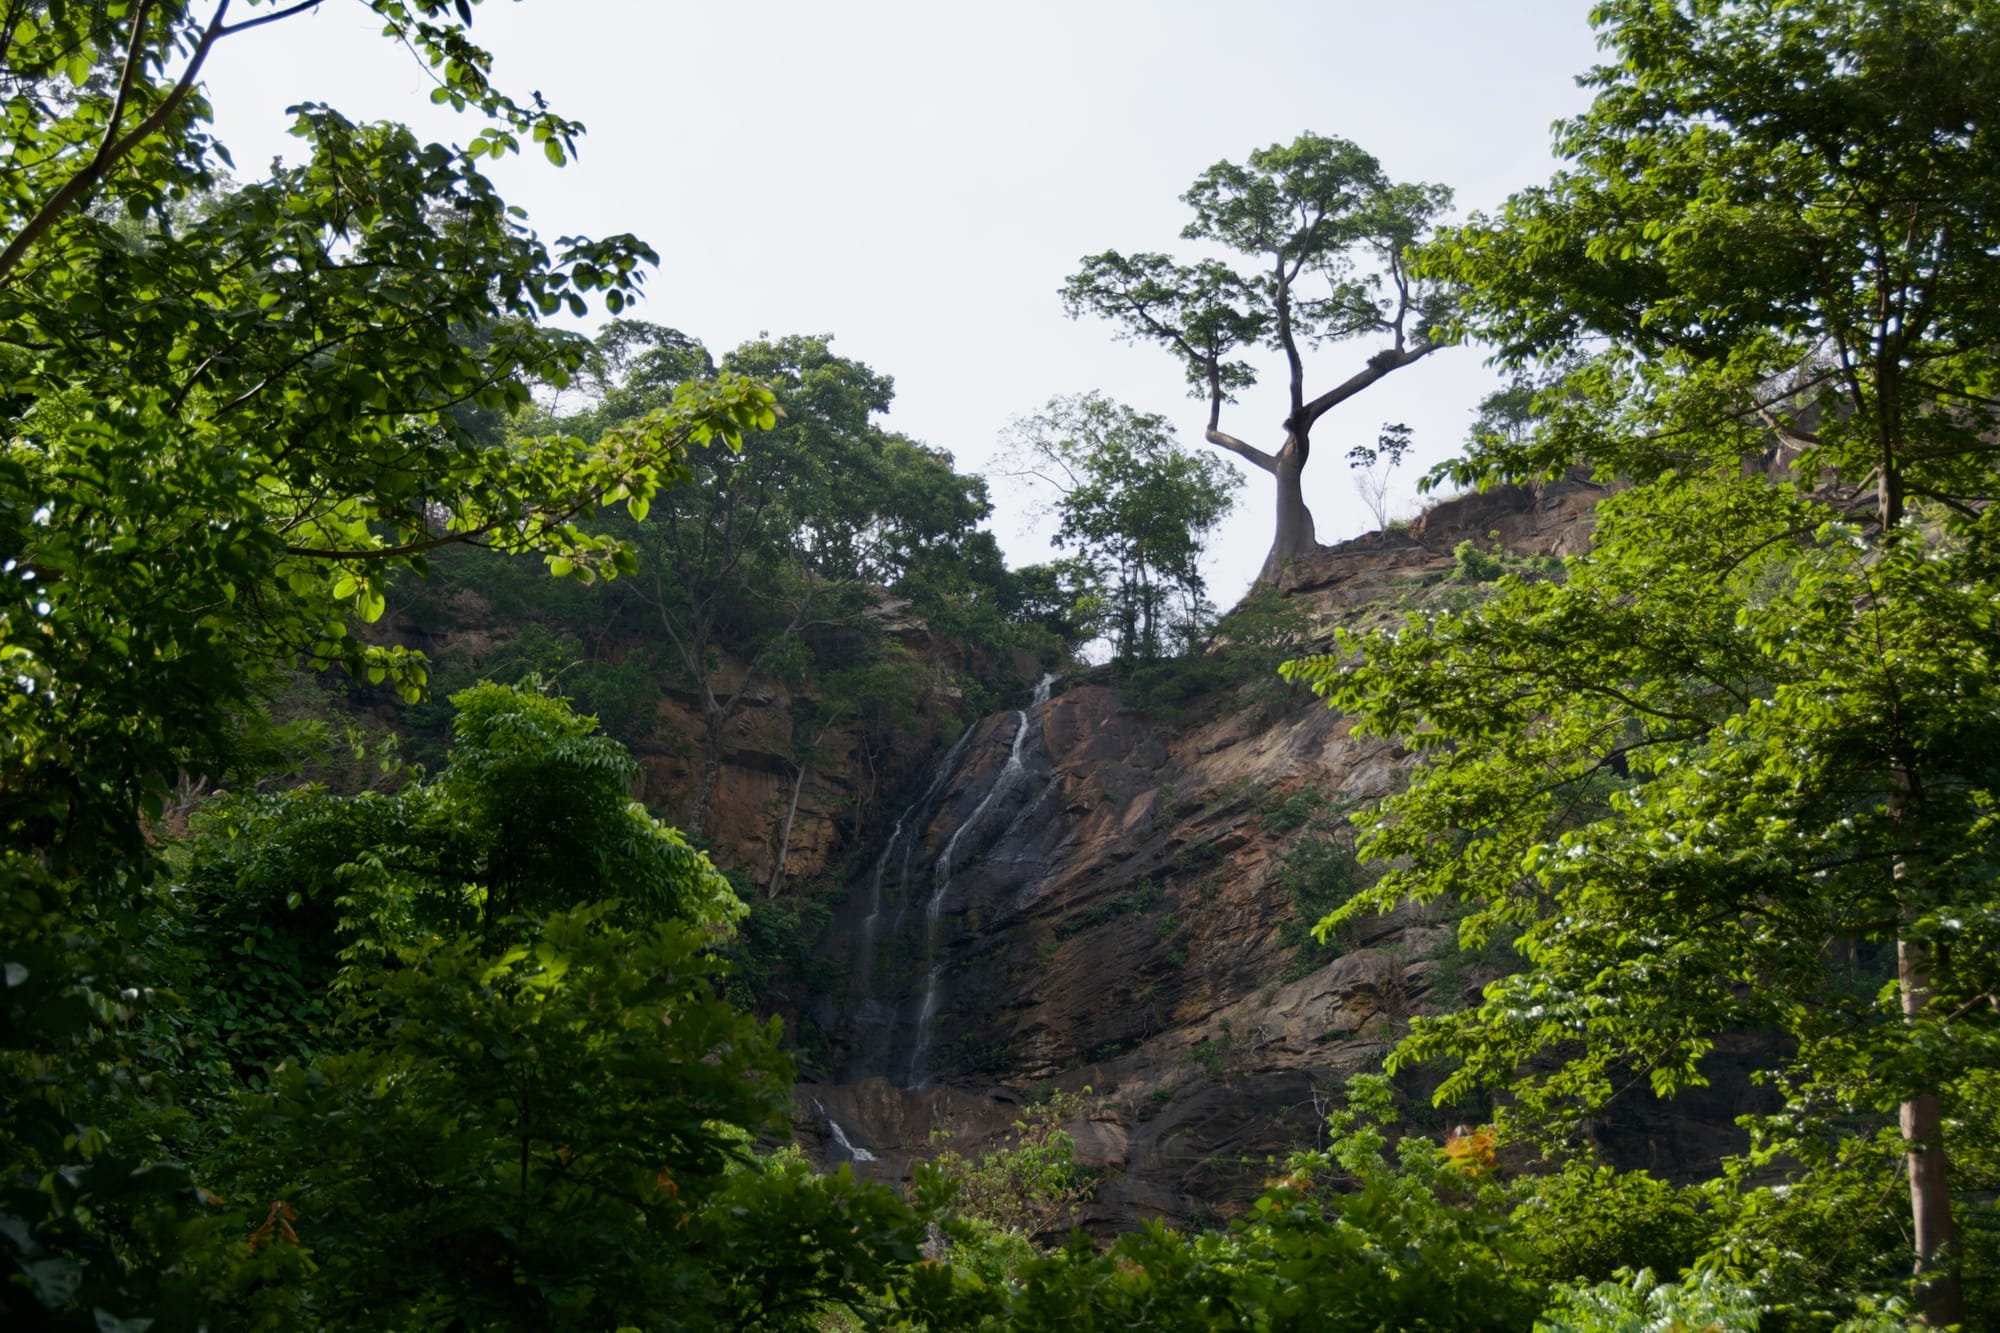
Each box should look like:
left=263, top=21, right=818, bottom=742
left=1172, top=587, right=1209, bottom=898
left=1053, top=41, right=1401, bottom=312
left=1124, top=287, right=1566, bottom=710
left=905, top=673, right=1056, bottom=1088
left=853, top=810, right=904, bottom=994
left=857, top=726, right=976, bottom=990
left=812, top=1098, right=878, bottom=1163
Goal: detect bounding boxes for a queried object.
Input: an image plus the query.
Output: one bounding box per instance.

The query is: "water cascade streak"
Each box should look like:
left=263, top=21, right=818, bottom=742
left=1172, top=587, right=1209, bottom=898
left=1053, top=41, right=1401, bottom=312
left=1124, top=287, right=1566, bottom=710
left=859, top=726, right=975, bottom=989
left=811, top=1098, right=878, bottom=1163
left=852, top=812, right=905, bottom=994
left=905, top=674, right=1054, bottom=1088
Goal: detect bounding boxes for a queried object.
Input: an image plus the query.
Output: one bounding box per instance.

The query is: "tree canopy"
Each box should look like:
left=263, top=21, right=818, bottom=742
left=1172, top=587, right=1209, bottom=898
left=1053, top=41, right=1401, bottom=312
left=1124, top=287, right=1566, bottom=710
left=0, top=4, right=775, bottom=1323
left=1064, top=132, right=1451, bottom=581
left=539, top=323, right=1012, bottom=837
left=161, top=684, right=931, bottom=1330
left=1004, top=392, right=1240, bottom=661
left=1289, top=1, right=2000, bottom=1322
left=8, top=1, right=2000, bottom=1328
left=1423, top=0, right=2000, bottom=524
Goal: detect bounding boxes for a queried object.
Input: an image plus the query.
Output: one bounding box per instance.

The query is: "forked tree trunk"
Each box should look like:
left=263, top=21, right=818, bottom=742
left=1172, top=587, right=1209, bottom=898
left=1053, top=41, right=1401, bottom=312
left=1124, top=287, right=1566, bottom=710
left=1205, top=343, right=1438, bottom=587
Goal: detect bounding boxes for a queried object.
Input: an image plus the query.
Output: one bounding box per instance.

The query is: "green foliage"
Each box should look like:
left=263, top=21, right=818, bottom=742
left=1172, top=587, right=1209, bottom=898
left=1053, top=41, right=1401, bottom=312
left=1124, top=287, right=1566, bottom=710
left=13, top=1, right=2000, bottom=1324
left=501, top=323, right=1026, bottom=835
left=1697, top=1132, right=1920, bottom=1327
left=921, top=1089, right=1097, bottom=1247
left=0, top=7, right=785, bottom=1324
left=1234, top=1075, right=1541, bottom=1330
left=982, top=558, right=1102, bottom=660
left=1512, top=1165, right=1715, bottom=1287
left=890, top=1073, right=1544, bottom=1331
left=1350, top=422, right=1414, bottom=532
left=1217, top=586, right=1323, bottom=718
left=1064, top=132, right=1452, bottom=576
left=1005, top=392, right=1240, bottom=661
left=1451, top=539, right=1507, bottom=584
left=228, top=902, right=790, bottom=1328
left=1298, top=5, right=2000, bottom=1318
left=721, top=885, right=836, bottom=1013
left=1533, top=1269, right=1764, bottom=1333
left=1423, top=0, right=2000, bottom=504
left=1063, top=133, right=1451, bottom=407
left=187, top=683, right=737, bottom=952
left=1535, top=1268, right=1921, bottom=1333
left=678, top=1148, right=928, bottom=1331
left=235, top=673, right=412, bottom=797
left=152, top=685, right=933, bottom=1330
left=1266, top=787, right=1366, bottom=979
left=1113, top=585, right=1320, bottom=728
left=5, top=681, right=829, bottom=1329
left=1287, top=479, right=2000, bottom=1304
left=1262, top=787, right=1319, bottom=835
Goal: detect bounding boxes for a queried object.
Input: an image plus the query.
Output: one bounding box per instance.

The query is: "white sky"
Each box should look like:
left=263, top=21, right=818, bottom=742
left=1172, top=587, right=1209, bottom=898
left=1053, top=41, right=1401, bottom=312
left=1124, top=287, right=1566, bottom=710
left=202, top=0, right=1603, bottom=605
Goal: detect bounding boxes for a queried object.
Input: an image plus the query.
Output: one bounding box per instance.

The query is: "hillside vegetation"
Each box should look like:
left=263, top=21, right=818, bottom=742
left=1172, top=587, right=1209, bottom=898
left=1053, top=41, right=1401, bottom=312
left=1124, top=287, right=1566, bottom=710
left=4, top=1, right=1998, bottom=1329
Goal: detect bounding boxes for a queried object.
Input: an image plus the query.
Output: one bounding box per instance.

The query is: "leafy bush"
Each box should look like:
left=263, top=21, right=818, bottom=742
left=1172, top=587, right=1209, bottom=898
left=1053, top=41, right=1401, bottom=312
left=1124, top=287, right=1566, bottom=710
left=129, top=686, right=929, bottom=1330
left=1453, top=539, right=1510, bottom=584
left=722, top=884, right=837, bottom=1012
left=1534, top=1269, right=1763, bottom=1333
left=919, top=1089, right=1097, bottom=1246
left=1513, top=1164, right=1716, bottom=1286
left=892, top=1073, right=1544, bottom=1331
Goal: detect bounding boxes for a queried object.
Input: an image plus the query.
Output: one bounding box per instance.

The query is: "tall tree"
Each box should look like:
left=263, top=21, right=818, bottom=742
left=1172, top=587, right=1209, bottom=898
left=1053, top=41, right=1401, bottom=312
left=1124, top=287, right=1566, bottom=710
left=0, top=2, right=772, bottom=879
left=1290, top=476, right=2000, bottom=1322
left=1327, top=1, right=2000, bottom=1321
left=576, top=327, right=994, bottom=837
left=1004, top=392, right=1239, bottom=660
left=177, top=686, right=926, bottom=1329
left=0, top=5, right=772, bottom=1322
left=1063, top=132, right=1451, bottom=582
left=0, top=0, right=588, bottom=291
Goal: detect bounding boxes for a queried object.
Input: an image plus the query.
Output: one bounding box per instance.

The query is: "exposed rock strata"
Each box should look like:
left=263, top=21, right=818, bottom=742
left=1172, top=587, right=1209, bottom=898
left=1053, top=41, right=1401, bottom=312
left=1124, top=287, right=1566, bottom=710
left=797, top=480, right=1674, bottom=1229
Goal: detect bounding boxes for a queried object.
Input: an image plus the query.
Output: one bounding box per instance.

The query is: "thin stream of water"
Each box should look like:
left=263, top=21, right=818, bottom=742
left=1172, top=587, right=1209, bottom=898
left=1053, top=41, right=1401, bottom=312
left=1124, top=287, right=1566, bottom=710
left=862, top=726, right=975, bottom=986
left=811, top=1098, right=878, bottom=1162
left=905, top=674, right=1054, bottom=1088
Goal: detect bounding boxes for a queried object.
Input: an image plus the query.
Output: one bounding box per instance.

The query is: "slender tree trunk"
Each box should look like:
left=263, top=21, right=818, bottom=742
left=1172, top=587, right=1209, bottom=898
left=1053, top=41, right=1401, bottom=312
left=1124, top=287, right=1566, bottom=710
left=1875, top=422, right=1959, bottom=1326
left=1900, top=932, right=1963, bottom=1326
left=767, top=758, right=811, bottom=898
left=688, top=703, right=725, bottom=838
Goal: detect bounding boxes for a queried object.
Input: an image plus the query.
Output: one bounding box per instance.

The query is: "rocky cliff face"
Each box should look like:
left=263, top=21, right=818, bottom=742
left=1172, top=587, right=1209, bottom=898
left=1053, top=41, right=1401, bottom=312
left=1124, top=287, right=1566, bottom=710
left=375, top=477, right=1757, bottom=1227
left=375, top=593, right=968, bottom=892
left=794, top=480, right=1676, bottom=1229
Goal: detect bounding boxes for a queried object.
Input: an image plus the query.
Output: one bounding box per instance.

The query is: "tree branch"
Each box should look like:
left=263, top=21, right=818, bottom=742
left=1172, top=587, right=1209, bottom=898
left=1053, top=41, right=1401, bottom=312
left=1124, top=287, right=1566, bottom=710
left=0, top=1, right=243, bottom=285
left=1274, top=251, right=1304, bottom=422
left=1295, top=342, right=1437, bottom=433
left=97, top=0, right=155, bottom=177
left=214, top=0, right=324, bottom=38
left=1204, top=425, right=1277, bottom=473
